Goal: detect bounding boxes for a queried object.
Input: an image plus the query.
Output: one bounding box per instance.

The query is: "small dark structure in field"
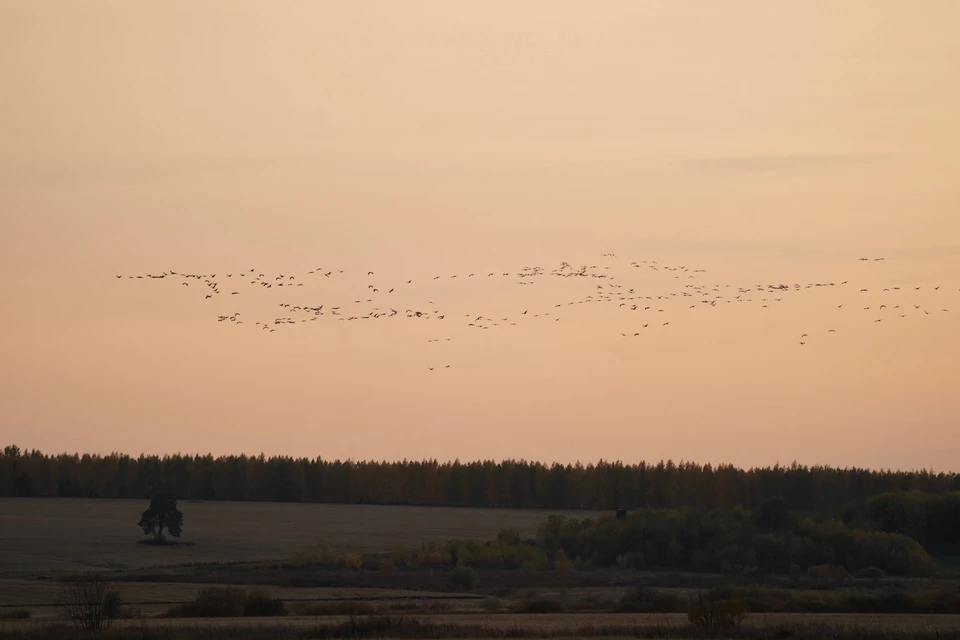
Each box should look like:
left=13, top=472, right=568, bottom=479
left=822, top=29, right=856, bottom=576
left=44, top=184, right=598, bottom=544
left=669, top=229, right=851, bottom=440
left=615, top=508, right=627, bottom=520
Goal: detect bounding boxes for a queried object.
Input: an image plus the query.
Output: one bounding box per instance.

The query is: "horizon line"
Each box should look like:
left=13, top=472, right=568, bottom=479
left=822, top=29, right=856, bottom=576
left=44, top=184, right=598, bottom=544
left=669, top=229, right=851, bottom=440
left=4, top=446, right=957, bottom=476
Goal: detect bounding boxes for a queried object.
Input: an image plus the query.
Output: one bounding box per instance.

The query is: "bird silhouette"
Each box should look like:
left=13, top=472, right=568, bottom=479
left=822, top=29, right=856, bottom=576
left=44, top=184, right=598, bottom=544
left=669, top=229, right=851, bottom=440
left=119, top=254, right=957, bottom=365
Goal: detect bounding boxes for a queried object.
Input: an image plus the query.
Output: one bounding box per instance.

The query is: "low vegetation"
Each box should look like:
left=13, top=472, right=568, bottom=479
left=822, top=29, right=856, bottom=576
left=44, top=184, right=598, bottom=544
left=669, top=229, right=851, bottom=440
left=686, top=590, right=749, bottom=630
left=449, top=566, right=478, bottom=591
left=58, top=573, right=122, bottom=632
left=0, top=609, right=30, bottom=620
left=162, top=587, right=285, bottom=618
left=2, top=616, right=960, bottom=640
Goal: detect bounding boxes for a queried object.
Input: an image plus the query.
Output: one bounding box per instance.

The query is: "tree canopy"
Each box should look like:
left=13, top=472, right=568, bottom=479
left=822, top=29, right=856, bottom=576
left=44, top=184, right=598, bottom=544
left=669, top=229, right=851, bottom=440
left=137, top=493, right=183, bottom=543
left=1, top=445, right=957, bottom=515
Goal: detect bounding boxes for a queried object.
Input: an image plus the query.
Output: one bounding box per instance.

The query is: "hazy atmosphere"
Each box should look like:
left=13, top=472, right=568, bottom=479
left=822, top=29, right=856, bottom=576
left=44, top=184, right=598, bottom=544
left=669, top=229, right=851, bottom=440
left=2, top=0, right=958, bottom=469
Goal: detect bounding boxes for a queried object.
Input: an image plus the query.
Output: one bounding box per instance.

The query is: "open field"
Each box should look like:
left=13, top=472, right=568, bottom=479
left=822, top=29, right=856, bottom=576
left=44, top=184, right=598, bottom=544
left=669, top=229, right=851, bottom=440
left=0, top=579, right=478, bottom=619
left=76, top=612, right=960, bottom=632
left=0, top=580, right=457, bottom=607
left=0, top=498, right=599, bottom=576
left=3, top=612, right=960, bottom=638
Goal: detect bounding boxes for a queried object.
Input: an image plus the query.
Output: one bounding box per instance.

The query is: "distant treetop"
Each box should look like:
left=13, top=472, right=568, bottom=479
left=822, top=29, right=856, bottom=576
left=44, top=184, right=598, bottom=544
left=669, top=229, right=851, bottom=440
left=1, top=448, right=956, bottom=513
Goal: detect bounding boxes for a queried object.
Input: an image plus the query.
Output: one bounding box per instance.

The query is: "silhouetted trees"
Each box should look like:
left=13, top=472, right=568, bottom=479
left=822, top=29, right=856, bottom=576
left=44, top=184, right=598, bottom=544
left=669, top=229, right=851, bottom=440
left=530, top=509, right=935, bottom=576
left=756, top=497, right=793, bottom=531
left=416, top=508, right=935, bottom=577
left=863, top=491, right=960, bottom=555
left=0, top=446, right=956, bottom=517
left=137, top=493, right=183, bottom=543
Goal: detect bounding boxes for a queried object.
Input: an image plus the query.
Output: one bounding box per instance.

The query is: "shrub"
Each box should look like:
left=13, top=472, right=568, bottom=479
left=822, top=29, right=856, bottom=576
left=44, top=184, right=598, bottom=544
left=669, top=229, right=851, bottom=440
left=0, top=609, right=30, bottom=620
left=58, top=573, right=121, bottom=632
left=480, top=597, right=502, bottom=611
left=553, top=552, right=574, bottom=572
left=104, top=589, right=123, bottom=620
left=394, top=549, right=417, bottom=568
left=242, top=590, right=285, bottom=617
left=788, top=563, right=804, bottom=582
left=379, top=559, right=396, bottom=574
left=521, top=599, right=566, bottom=613
left=416, top=545, right=450, bottom=566
left=450, top=566, right=478, bottom=590
left=167, top=587, right=284, bottom=618
left=343, top=553, right=364, bottom=570
left=563, top=595, right=616, bottom=612
left=855, top=566, right=887, bottom=579
left=806, top=564, right=852, bottom=585
left=177, top=587, right=247, bottom=617
left=623, top=551, right=645, bottom=569
left=615, top=587, right=686, bottom=613
left=497, top=528, right=520, bottom=545
left=687, top=590, right=748, bottom=630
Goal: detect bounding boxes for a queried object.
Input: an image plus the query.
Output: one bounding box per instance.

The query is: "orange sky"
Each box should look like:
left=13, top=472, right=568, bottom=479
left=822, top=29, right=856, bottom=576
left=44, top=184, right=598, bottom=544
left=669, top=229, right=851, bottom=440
left=1, top=1, right=958, bottom=471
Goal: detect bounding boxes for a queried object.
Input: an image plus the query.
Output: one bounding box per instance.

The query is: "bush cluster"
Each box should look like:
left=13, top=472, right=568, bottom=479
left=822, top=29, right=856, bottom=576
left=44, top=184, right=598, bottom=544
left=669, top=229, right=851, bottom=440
left=449, top=566, right=478, bottom=590
left=165, top=587, right=285, bottom=618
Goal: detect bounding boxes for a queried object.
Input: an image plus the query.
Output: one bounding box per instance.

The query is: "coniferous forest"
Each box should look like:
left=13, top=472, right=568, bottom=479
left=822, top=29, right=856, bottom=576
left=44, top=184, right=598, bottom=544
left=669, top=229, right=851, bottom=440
left=2, top=445, right=957, bottom=513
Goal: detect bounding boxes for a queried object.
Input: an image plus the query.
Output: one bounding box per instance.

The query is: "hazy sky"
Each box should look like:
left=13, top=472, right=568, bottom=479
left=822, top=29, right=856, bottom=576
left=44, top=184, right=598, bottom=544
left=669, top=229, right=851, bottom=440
left=1, top=1, right=958, bottom=471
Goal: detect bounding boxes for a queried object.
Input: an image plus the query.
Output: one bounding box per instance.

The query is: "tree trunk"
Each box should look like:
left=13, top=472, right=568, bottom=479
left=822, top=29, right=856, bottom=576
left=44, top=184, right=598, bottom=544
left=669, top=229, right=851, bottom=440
left=156, top=514, right=165, bottom=542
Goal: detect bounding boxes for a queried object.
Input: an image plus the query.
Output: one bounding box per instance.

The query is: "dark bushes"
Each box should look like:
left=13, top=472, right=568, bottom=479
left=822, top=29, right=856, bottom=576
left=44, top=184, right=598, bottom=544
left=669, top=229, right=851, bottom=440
left=290, top=601, right=376, bottom=616
left=532, top=509, right=933, bottom=577
left=614, top=587, right=685, bottom=613
left=687, top=590, right=748, bottom=630
left=449, top=566, right=478, bottom=591
left=520, top=599, right=566, bottom=613
left=165, top=587, right=285, bottom=618
left=243, top=590, right=286, bottom=616
left=866, top=491, right=960, bottom=554
left=58, top=573, right=121, bottom=632
left=854, top=566, right=886, bottom=579
left=703, top=585, right=960, bottom=614
left=0, top=609, right=30, bottom=620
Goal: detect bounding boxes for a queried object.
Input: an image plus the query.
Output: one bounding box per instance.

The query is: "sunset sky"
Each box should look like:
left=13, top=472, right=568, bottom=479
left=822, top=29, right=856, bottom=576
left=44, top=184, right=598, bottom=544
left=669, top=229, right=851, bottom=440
left=1, top=0, right=958, bottom=471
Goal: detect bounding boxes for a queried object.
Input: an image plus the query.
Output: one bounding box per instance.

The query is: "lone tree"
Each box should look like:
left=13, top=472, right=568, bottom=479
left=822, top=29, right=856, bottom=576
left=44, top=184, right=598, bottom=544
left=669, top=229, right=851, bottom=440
left=138, top=493, right=183, bottom=543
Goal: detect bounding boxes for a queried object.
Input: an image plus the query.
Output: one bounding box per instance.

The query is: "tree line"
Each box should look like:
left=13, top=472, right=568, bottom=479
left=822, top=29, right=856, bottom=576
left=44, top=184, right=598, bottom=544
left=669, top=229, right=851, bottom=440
left=524, top=506, right=933, bottom=576
left=296, top=498, right=951, bottom=578
left=2, top=445, right=957, bottom=513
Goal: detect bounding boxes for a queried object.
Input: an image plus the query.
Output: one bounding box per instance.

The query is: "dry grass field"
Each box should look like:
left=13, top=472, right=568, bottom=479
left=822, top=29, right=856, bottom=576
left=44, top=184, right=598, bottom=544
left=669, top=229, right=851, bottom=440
left=95, top=612, right=960, bottom=632
left=0, top=498, right=598, bottom=576
left=4, top=612, right=960, bottom=636
left=0, top=579, right=474, bottom=618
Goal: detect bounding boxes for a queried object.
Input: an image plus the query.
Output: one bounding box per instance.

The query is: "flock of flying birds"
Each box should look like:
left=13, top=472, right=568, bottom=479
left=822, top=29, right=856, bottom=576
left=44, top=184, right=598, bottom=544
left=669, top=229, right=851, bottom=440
left=117, top=254, right=955, bottom=369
